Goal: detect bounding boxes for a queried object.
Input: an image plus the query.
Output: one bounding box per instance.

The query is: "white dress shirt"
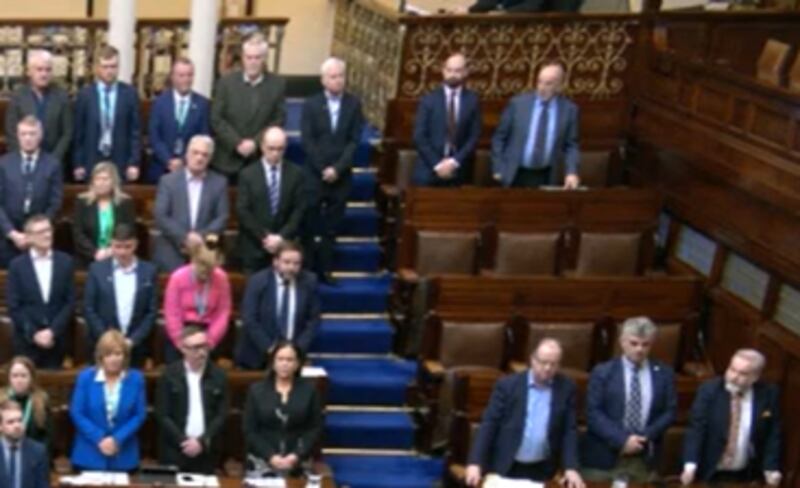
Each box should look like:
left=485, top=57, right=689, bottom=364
left=186, top=171, right=204, bottom=229
left=275, top=272, right=297, bottom=340
left=113, top=259, right=138, bottom=336
left=243, top=73, right=264, bottom=86
left=30, top=249, right=53, bottom=303
left=184, top=364, right=206, bottom=438
left=325, top=91, right=342, bottom=131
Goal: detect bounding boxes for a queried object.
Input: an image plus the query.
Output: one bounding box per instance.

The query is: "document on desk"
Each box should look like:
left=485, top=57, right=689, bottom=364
left=483, top=474, right=544, bottom=488
left=242, top=477, right=287, bottom=488
left=177, top=473, right=221, bottom=487
left=60, top=471, right=131, bottom=486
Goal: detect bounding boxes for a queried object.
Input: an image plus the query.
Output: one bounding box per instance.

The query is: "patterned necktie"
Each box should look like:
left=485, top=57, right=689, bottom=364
left=721, top=392, right=744, bottom=468
left=626, top=362, right=643, bottom=433
left=23, top=155, right=34, bottom=175
left=269, top=165, right=280, bottom=216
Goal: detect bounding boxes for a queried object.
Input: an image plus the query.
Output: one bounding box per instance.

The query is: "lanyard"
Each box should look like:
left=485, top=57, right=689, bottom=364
left=8, top=389, right=33, bottom=428
left=191, top=271, right=210, bottom=317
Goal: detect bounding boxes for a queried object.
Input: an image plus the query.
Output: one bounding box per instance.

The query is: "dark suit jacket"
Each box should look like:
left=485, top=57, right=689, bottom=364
left=300, top=91, right=364, bottom=178
left=155, top=360, right=229, bottom=471
left=236, top=161, right=305, bottom=270
left=83, top=257, right=158, bottom=354
left=4, top=83, right=74, bottom=163
left=469, top=0, right=582, bottom=12
left=211, top=71, right=286, bottom=175
left=7, top=250, right=75, bottom=364
left=412, top=86, right=481, bottom=186
left=153, top=168, right=229, bottom=272
left=236, top=268, right=321, bottom=369
left=0, top=437, right=49, bottom=488
left=147, top=90, right=211, bottom=178
left=492, top=92, right=580, bottom=187
left=468, top=371, right=579, bottom=476
left=73, top=81, right=141, bottom=173
left=0, top=391, right=53, bottom=452
left=243, top=377, right=322, bottom=464
left=582, top=358, right=677, bottom=470
left=682, top=377, right=782, bottom=481
left=0, top=151, right=63, bottom=236
left=71, top=196, right=136, bottom=265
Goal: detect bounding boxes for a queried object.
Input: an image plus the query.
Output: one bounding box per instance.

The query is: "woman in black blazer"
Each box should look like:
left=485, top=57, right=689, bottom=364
left=243, top=341, right=323, bottom=475
left=72, top=162, right=136, bottom=266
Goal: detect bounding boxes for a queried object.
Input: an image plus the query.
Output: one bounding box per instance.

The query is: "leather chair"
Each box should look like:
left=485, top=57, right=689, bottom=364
left=396, top=148, right=417, bottom=192
left=438, top=321, right=507, bottom=371
left=0, top=316, right=14, bottom=365
left=657, top=426, right=687, bottom=477
left=489, top=231, right=561, bottom=276
left=790, top=51, right=800, bottom=93
left=513, top=321, right=597, bottom=379
left=415, top=231, right=479, bottom=276
left=612, top=321, right=683, bottom=370
left=573, top=232, right=642, bottom=276
left=578, top=150, right=611, bottom=188
left=756, top=39, right=792, bottom=86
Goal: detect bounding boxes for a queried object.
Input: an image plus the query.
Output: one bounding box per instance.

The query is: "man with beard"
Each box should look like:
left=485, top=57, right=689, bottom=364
left=412, top=53, right=482, bottom=186
left=0, top=399, right=49, bottom=488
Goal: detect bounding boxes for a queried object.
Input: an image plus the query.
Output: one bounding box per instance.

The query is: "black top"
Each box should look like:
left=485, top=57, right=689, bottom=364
left=72, top=196, right=136, bottom=265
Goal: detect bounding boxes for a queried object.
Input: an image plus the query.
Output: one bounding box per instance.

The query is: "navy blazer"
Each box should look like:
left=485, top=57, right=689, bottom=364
left=0, top=151, right=63, bottom=236
left=468, top=371, right=579, bottom=476
left=683, top=377, right=782, bottom=481
left=412, top=86, right=481, bottom=186
left=73, top=81, right=141, bottom=173
left=70, top=367, right=147, bottom=471
left=147, top=90, right=211, bottom=179
left=582, top=358, right=677, bottom=470
left=235, top=268, right=321, bottom=369
left=83, top=258, right=158, bottom=349
left=300, top=91, right=365, bottom=177
left=7, top=250, right=75, bottom=348
left=0, top=437, right=49, bottom=488
left=492, top=92, right=580, bottom=187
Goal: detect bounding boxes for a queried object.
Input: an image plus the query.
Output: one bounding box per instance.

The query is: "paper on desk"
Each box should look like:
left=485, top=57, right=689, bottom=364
left=301, top=366, right=327, bottom=378
left=177, top=473, right=221, bottom=487
left=483, top=474, right=544, bottom=488
left=60, top=471, right=131, bottom=486
left=243, top=477, right=287, bottom=488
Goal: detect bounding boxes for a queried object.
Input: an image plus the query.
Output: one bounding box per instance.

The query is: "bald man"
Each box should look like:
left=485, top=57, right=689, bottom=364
left=492, top=61, right=580, bottom=189
left=4, top=50, right=73, bottom=165
left=236, top=127, right=305, bottom=274
left=466, top=339, right=585, bottom=488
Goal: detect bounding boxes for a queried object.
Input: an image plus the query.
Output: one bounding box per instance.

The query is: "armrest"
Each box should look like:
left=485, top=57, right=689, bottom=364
left=423, top=359, right=445, bottom=378
left=509, top=361, right=527, bottom=373
left=380, top=183, right=401, bottom=199
left=397, top=268, right=420, bottom=283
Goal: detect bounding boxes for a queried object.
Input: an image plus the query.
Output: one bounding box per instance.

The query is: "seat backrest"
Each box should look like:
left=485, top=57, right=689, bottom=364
left=439, top=321, right=506, bottom=370
left=416, top=231, right=478, bottom=275
left=526, top=322, right=596, bottom=372
left=574, top=232, right=641, bottom=276
left=657, top=426, right=687, bottom=477
left=790, top=52, right=800, bottom=93
left=451, top=366, right=505, bottom=422
left=397, top=149, right=417, bottom=191
left=0, top=316, right=13, bottom=365
left=493, top=232, right=560, bottom=276
left=578, top=150, right=611, bottom=187
left=756, top=39, right=791, bottom=86
left=472, top=149, right=493, bottom=187
left=612, top=322, right=683, bottom=368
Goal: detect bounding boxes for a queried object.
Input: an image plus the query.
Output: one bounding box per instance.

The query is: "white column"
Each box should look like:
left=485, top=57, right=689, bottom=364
left=107, top=0, right=137, bottom=83
left=189, top=0, right=221, bottom=97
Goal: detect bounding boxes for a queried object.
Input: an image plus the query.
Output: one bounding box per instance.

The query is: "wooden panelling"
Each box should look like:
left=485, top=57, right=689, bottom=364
left=706, top=289, right=760, bottom=373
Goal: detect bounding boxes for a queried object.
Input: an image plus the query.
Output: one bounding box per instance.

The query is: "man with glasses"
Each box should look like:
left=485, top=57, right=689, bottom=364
left=6, top=215, right=75, bottom=369
left=0, top=400, right=49, bottom=488
left=155, top=325, right=229, bottom=473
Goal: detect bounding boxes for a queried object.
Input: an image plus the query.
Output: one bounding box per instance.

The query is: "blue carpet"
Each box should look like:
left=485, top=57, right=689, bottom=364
left=313, top=358, right=416, bottom=405
left=325, top=412, right=415, bottom=450
left=340, top=207, right=380, bottom=237
left=333, top=242, right=381, bottom=272
left=350, top=171, right=377, bottom=201
left=318, top=275, right=391, bottom=314
left=326, top=455, right=445, bottom=488
left=310, top=319, right=394, bottom=354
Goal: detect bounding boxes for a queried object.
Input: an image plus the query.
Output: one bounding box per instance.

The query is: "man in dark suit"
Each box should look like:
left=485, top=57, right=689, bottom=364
left=7, top=215, right=75, bottom=369
left=211, top=33, right=285, bottom=179
left=156, top=326, right=228, bottom=473
left=153, top=135, right=229, bottom=272
left=4, top=49, right=73, bottom=165
left=236, top=127, right=305, bottom=274
left=73, top=45, right=141, bottom=183
left=83, top=224, right=158, bottom=368
left=147, top=57, right=211, bottom=182
left=492, top=60, right=581, bottom=188
left=235, top=241, right=321, bottom=370
left=0, top=399, right=49, bottom=488
left=680, top=349, right=782, bottom=486
left=412, top=53, right=481, bottom=187
left=581, top=317, right=677, bottom=482
left=0, top=116, right=63, bottom=268
left=301, top=57, right=365, bottom=282
left=466, top=338, right=585, bottom=488
left=468, top=0, right=583, bottom=12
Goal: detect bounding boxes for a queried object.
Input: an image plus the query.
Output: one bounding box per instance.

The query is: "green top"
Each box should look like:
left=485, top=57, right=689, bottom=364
left=98, top=204, right=115, bottom=249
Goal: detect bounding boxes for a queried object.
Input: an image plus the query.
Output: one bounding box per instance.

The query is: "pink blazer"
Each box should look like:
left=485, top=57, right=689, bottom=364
left=163, top=264, right=232, bottom=348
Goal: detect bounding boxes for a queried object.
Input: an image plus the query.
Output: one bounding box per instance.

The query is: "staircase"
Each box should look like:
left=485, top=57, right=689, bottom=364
left=286, top=99, right=444, bottom=488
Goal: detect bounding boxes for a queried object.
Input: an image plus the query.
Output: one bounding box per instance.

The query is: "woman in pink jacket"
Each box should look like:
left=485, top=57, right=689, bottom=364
left=163, top=239, right=231, bottom=362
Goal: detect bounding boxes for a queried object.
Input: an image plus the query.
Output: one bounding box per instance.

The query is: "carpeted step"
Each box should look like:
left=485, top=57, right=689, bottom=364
left=313, top=358, right=416, bottom=405
left=325, top=412, right=416, bottom=450
left=326, top=454, right=445, bottom=488
left=309, top=319, right=393, bottom=354
left=349, top=170, right=377, bottom=201
left=318, top=274, right=390, bottom=314
left=333, top=242, right=381, bottom=273
left=339, top=206, right=379, bottom=237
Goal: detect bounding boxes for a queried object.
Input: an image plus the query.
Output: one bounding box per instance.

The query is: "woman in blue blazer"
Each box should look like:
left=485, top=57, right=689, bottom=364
left=70, top=330, right=147, bottom=471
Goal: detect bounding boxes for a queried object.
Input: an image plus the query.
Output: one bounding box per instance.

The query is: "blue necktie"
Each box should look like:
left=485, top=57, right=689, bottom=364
left=522, top=100, right=550, bottom=168
left=626, top=364, right=643, bottom=433
left=8, top=443, right=18, bottom=488
left=278, top=279, right=290, bottom=338
left=269, top=165, right=280, bottom=216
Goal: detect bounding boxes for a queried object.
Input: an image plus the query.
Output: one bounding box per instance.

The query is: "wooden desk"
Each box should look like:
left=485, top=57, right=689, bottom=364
left=56, top=475, right=336, bottom=488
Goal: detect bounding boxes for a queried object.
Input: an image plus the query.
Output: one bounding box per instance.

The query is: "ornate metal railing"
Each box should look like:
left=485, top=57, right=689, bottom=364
left=0, top=17, right=288, bottom=99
